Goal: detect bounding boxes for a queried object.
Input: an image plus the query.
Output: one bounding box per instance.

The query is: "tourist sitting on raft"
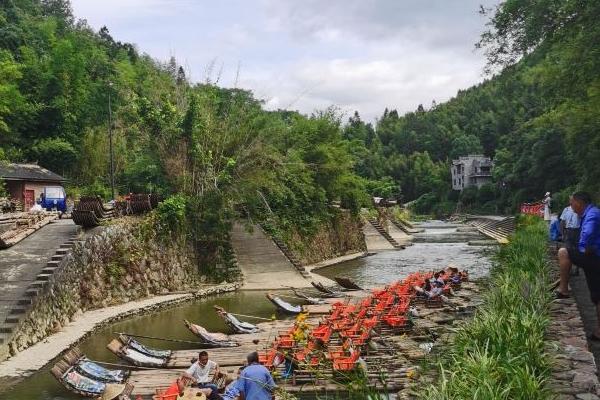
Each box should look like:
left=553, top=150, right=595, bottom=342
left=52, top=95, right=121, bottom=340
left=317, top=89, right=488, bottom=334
left=415, top=280, right=447, bottom=300
left=181, top=351, right=220, bottom=400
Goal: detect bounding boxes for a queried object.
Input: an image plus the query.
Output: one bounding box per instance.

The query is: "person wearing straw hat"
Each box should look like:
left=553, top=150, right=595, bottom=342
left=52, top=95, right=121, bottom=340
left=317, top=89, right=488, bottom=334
left=99, top=384, right=126, bottom=400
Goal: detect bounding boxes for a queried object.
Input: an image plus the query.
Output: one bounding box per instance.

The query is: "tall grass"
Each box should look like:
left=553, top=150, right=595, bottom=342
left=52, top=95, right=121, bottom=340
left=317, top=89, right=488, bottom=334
left=420, top=216, right=552, bottom=399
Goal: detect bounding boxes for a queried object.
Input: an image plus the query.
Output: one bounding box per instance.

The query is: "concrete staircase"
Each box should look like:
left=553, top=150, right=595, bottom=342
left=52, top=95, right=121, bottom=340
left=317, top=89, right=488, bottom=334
left=230, top=222, right=313, bottom=289
left=468, top=217, right=516, bottom=244
left=367, top=218, right=404, bottom=249
left=0, top=235, right=80, bottom=347
left=389, top=217, right=423, bottom=234
left=270, top=237, right=311, bottom=278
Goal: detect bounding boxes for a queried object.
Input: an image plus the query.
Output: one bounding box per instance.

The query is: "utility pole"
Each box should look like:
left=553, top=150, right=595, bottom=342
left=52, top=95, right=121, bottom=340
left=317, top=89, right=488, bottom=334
left=108, top=81, right=115, bottom=201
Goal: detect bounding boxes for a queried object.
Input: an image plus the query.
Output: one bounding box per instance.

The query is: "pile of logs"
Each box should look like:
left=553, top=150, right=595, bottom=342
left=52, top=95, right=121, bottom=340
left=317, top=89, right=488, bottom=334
left=71, top=196, right=115, bottom=228
left=73, top=194, right=161, bottom=228
left=0, top=212, right=58, bottom=248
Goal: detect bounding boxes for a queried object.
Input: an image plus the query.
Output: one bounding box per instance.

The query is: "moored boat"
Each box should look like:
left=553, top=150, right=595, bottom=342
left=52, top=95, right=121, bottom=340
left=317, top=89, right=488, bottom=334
left=213, top=305, right=260, bottom=334
left=334, top=276, right=363, bottom=290
left=311, top=281, right=340, bottom=296
left=291, top=288, right=325, bottom=304
left=183, top=320, right=240, bottom=347
left=51, top=349, right=132, bottom=398
left=266, top=293, right=303, bottom=314
left=107, top=334, right=171, bottom=368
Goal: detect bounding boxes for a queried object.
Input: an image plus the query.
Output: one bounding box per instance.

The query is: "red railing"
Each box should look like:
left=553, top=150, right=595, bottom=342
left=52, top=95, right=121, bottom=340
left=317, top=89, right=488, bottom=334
left=520, top=202, right=544, bottom=217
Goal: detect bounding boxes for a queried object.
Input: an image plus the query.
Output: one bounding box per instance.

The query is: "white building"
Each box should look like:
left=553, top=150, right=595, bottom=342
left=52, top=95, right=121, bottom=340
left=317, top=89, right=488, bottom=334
left=451, top=155, right=493, bottom=191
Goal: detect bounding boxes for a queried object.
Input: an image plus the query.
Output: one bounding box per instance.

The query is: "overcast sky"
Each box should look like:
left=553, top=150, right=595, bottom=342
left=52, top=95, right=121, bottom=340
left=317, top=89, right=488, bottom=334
left=70, top=0, right=499, bottom=122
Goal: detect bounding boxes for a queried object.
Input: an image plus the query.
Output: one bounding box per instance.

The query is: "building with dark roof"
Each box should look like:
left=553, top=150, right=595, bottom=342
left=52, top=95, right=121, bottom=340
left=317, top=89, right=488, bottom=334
left=0, top=163, right=66, bottom=209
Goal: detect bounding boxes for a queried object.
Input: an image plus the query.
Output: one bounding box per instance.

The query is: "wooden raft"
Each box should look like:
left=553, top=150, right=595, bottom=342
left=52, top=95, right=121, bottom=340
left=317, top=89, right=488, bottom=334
left=124, top=283, right=482, bottom=398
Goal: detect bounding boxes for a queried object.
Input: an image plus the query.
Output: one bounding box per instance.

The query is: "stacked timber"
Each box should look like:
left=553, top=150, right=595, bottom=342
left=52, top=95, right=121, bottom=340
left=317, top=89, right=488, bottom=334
left=0, top=211, right=57, bottom=248
left=71, top=196, right=115, bottom=228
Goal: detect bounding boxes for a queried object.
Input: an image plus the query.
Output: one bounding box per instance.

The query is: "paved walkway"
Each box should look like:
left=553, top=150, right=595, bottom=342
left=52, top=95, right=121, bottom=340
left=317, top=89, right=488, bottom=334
left=569, top=267, right=600, bottom=372
left=0, top=220, right=79, bottom=327
left=230, top=223, right=334, bottom=290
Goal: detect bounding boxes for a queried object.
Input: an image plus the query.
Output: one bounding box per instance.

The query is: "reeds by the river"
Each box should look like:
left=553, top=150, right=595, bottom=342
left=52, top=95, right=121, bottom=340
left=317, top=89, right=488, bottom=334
left=419, top=215, right=552, bottom=399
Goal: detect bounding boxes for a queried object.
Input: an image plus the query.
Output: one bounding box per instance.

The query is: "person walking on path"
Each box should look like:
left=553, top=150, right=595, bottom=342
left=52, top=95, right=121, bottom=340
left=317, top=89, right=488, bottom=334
left=556, top=192, right=600, bottom=340
left=543, top=192, right=553, bottom=222
left=561, top=204, right=581, bottom=249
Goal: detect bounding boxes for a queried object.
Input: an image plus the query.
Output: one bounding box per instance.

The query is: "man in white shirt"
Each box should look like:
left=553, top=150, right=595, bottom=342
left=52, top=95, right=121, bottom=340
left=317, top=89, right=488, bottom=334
left=182, top=351, right=220, bottom=399
left=560, top=205, right=581, bottom=249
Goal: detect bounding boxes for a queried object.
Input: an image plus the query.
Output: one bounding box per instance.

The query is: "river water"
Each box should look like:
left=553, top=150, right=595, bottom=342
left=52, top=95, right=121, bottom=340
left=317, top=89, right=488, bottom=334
left=1, top=221, right=494, bottom=400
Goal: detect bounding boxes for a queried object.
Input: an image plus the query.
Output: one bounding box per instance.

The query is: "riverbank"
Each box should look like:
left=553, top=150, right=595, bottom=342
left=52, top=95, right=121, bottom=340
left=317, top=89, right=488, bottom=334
left=0, top=282, right=239, bottom=391
left=411, top=217, right=563, bottom=399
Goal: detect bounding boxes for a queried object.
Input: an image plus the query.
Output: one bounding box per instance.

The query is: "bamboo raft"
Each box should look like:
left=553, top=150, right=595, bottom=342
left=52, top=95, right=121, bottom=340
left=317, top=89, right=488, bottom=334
left=103, top=279, right=482, bottom=398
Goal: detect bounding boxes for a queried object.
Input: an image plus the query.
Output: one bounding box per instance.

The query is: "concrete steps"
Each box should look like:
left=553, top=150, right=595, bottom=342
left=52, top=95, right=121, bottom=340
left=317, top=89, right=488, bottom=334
left=0, top=233, right=79, bottom=350
left=390, top=218, right=424, bottom=234
left=270, top=236, right=310, bottom=278
left=469, top=217, right=515, bottom=243
left=230, top=222, right=314, bottom=289
left=367, top=218, right=404, bottom=249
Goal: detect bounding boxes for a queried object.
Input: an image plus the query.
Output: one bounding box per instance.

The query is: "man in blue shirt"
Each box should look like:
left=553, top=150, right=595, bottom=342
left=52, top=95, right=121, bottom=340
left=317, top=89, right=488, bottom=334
left=239, top=351, right=276, bottom=400
left=557, top=192, right=600, bottom=340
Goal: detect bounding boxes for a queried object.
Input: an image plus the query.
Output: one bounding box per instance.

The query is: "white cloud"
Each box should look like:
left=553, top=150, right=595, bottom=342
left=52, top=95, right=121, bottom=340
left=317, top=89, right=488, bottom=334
left=70, top=0, right=498, bottom=122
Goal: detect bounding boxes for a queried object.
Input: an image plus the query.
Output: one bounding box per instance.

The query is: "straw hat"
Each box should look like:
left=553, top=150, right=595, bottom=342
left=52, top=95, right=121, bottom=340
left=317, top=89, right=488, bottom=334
left=99, top=384, right=126, bottom=400
left=178, top=388, right=208, bottom=399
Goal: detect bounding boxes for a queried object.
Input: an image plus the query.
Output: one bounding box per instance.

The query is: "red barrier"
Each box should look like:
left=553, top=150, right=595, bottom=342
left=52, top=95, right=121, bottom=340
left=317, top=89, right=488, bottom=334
left=520, top=202, right=544, bottom=217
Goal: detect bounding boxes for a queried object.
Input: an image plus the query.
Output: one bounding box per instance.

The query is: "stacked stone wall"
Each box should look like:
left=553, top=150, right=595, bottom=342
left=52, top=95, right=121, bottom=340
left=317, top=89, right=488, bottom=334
left=6, top=220, right=219, bottom=356
left=287, top=210, right=366, bottom=266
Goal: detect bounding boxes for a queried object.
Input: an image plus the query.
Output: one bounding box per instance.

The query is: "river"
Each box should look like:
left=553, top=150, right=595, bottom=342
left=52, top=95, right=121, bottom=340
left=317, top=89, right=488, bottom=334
left=0, top=221, right=494, bottom=400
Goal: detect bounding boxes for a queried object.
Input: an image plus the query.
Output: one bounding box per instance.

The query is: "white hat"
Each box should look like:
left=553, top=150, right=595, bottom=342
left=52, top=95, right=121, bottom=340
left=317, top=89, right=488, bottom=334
left=545, top=192, right=550, bottom=196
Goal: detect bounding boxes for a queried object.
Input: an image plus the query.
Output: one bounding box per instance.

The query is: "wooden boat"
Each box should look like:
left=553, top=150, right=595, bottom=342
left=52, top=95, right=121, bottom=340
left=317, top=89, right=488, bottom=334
left=334, top=276, right=363, bottom=290
left=62, top=348, right=128, bottom=383
left=266, top=293, right=303, bottom=314
left=311, top=281, right=340, bottom=296
left=51, top=348, right=132, bottom=398
left=107, top=334, right=172, bottom=368
left=291, top=288, right=325, bottom=304
left=213, top=305, right=259, bottom=334
left=183, top=320, right=240, bottom=347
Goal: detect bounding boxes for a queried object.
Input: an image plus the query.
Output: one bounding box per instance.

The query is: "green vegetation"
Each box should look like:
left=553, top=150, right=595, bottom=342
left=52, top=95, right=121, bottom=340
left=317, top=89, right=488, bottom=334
left=342, top=0, right=600, bottom=214
left=420, top=216, right=551, bottom=399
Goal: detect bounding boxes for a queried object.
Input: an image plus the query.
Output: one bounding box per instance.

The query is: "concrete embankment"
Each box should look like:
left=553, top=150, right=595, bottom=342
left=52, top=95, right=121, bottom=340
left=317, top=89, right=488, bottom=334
left=0, top=283, right=238, bottom=390
left=1, top=219, right=234, bottom=360
left=230, top=222, right=336, bottom=290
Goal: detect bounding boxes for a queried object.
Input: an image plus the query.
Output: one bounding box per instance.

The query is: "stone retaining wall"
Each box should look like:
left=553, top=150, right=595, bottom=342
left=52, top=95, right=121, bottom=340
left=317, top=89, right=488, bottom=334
left=286, top=210, right=366, bottom=266
left=5, top=220, right=231, bottom=357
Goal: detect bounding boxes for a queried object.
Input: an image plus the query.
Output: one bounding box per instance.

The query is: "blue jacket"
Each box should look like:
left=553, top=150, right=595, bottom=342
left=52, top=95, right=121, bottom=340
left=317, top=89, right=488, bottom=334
left=579, top=204, right=600, bottom=257
left=240, top=363, right=276, bottom=400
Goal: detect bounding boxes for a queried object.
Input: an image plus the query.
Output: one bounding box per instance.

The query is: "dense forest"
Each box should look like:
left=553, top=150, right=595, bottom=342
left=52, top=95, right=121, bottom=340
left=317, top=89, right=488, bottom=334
left=346, top=0, right=600, bottom=214
left=1, top=0, right=599, bottom=224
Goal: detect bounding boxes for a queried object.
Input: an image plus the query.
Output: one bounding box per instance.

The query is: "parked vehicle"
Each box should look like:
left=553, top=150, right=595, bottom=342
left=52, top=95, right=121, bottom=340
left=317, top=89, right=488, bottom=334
left=40, top=186, right=67, bottom=214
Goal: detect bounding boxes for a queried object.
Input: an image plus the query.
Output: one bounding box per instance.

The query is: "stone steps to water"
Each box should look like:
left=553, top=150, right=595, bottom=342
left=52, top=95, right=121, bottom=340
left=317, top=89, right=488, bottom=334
left=270, top=236, right=310, bottom=277
left=468, top=216, right=515, bottom=243
left=0, top=231, right=80, bottom=350
left=390, top=217, right=423, bottom=234
left=367, top=218, right=404, bottom=249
